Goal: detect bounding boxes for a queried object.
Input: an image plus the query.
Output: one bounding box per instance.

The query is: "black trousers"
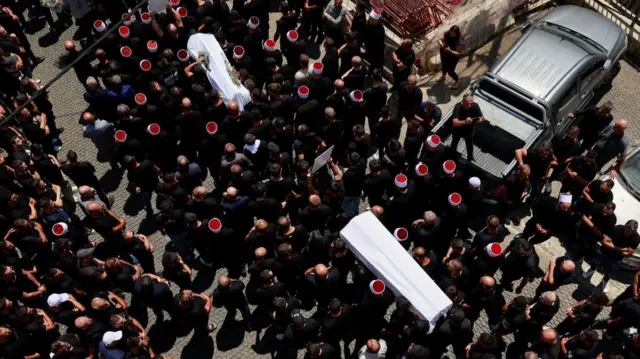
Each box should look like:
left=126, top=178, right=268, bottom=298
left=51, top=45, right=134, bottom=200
left=450, top=134, right=474, bottom=160
left=225, top=297, right=251, bottom=326
left=441, top=51, right=460, bottom=81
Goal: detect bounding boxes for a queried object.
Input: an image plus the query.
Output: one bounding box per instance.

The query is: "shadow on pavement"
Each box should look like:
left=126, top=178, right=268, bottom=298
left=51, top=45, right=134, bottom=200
left=215, top=315, right=247, bottom=351
left=181, top=331, right=215, bottom=359
left=38, top=31, right=60, bottom=48
left=123, top=194, right=145, bottom=217
left=100, top=168, right=123, bottom=193
left=148, top=320, right=179, bottom=353
left=136, top=214, right=158, bottom=236
left=191, top=268, right=216, bottom=293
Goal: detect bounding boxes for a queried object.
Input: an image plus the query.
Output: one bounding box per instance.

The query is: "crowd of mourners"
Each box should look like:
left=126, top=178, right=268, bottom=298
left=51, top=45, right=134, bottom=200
left=0, top=0, right=639, bottom=359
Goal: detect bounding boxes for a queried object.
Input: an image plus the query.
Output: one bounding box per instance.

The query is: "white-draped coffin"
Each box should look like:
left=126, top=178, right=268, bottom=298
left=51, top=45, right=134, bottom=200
left=186, top=33, right=251, bottom=110
left=340, top=211, right=452, bottom=328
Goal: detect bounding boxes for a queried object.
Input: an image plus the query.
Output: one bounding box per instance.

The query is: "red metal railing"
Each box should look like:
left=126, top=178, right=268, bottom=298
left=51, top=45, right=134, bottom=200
left=365, top=0, right=455, bottom=38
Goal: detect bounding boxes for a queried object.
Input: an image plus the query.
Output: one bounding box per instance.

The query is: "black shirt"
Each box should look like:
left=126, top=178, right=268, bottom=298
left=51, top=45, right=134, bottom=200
left=532, top=197, right=573, bottom=233
left=472, top=226, right=508, bottom=251
left=363, top=170, right=392, bottom=204
left=551, top=133, right=582, bottom=163
left=0, top=330, right=39, bottom=359
left=155, top=210, right=187, bottom=235
left=62, top=162, right=99, bottom=186
left=127, top=160, right=159, bottom=191
left=173, top=295, right=207, bottom=319
left=547, top=256, right=575, bottom=289
left=397, top=82, right=423, bottom=113
left=452, top=102, right=483, bottom=137
left=526, top=148, right=553, bottom=179
left=529, top=341, right=561, bottom=359
left=342, top=161, right=366, bottom=197
left=564, top=337, right=597, bottom=359
left=284, top=318, right=321, bottom=349
left=503, top=237, right=540, bottom=277
left=602, top=224, right=640, bottom=260
left=585, top=180, right=614, bottom=205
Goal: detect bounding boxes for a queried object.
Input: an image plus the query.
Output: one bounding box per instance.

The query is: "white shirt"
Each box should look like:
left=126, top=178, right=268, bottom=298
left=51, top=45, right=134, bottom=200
left=358, top=340, right=388, bottom=359
left=294, top=67, right=309, bottom=87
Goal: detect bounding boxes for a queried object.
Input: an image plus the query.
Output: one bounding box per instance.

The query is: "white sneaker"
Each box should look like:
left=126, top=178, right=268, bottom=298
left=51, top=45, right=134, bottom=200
left=583, top=267, right=595, bottom=278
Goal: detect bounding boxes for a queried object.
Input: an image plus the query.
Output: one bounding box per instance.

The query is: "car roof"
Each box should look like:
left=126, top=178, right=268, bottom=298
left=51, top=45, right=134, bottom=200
left=491, top=27, right=591, bottom=100
left=541, top=5, right=624, bottom=54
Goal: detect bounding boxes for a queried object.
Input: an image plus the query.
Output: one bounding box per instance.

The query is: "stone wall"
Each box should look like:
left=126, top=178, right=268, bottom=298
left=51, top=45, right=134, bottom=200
left=416, top=0, right=547, bottom=73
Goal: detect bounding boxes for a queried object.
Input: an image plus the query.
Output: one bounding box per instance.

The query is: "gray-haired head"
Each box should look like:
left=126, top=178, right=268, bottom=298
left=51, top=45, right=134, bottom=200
left=541, top=291, right=557, bottom=304
left=86, top=76, right=98, bottom=90
left=177, top=155, right=188, bottom=166
left=424, top=211, right=437, bottom=224
left=599, top=100, right=613, bottom=113
left=324, top=107, right=336, bottom=119
left=116, top=104, right=130, bottom=116
left=110, top=75, right=122, bottom=87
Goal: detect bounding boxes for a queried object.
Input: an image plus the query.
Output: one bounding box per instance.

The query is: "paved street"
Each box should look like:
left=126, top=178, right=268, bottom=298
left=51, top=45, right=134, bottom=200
left=17, top=4, right=640, bottom=358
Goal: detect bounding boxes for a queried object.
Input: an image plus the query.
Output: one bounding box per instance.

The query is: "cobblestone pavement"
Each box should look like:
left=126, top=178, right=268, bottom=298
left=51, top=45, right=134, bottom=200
left=19, top=5, right=640, bottom=358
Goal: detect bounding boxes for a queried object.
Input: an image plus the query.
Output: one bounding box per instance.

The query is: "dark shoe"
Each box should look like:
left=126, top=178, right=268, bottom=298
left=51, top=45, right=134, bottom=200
left=56, top=127, right=65, bottom=135
left=33, top=56, right=45, bottom=65
left=107, top=196, right=115, bottom=208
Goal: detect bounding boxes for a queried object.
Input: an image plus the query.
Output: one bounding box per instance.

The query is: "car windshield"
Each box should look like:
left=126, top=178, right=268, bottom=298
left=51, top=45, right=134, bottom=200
left=620, top=151, right=640, bottom=197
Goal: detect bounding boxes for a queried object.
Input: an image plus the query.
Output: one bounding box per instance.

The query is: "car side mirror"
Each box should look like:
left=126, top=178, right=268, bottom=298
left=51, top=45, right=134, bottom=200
left=603, top=59, right=612, bottom=70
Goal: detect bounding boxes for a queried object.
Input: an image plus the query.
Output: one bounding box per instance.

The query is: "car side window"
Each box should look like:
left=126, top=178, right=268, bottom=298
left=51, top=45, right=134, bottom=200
left=579, top=61, right=604, bottom=91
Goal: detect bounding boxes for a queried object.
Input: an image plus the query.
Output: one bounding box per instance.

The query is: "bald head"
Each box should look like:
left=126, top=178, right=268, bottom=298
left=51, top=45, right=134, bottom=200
left=91, top=297, right=109, bottom=310
left=78, top=186, right=93, bottom=195
left=218, top=275, right=230, bottom=287
left=525, top=352, right=539, bottom=359
left=315, top=264, right=328, bottom=279
left=82, top=112, right=95, bottom=123
left=480, top=276, right=495, bottom=287
left=228, top=101, right=239, bottom=112
left=255, top=247, right=267, bottom=259
left=366, top=339, right=381, bottom=353
left=64, top=41, right=75, bottom=51
left=181, top=97, right=192, bottom=109
left=541, top=328, right=557, bottom=343
left=334, top=79, right=344, bottom=90
left=256, top=219, right=268, bottom=231
left=371, top=205, right=384, bottom=217
left=424, top=211, right=437, bottom=224
left=541, top=291, right=557, bottom=305
left=413, top=247, right=426, bottom=257
left=226, top=187, right=238, bottom=197
left=86, top=202, right=103, bottom=212
left=560, top=259, right=576, bottom=273
left=193, top=186, right=206, bottom=197
left=177, top=155, right=188, bottom=167
left=74, top=316, right=92, bottom=329
left=309, top=195, right=321, bottom=206
left=614, top=119, right=628, bottom=133
left=352, top=56, right=362, bottom=67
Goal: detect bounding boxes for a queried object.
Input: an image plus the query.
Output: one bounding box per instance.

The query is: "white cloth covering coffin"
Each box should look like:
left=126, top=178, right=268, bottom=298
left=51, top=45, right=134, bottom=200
left=340, top=211, right=452, bottom=329
left=186, top=33, right=251, bottom=110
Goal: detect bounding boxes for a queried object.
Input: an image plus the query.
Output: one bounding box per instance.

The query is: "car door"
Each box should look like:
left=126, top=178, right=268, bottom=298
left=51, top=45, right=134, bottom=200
left=577, top=60, right=605, bottom=108
left=552, top=83, right=579, bottom=134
